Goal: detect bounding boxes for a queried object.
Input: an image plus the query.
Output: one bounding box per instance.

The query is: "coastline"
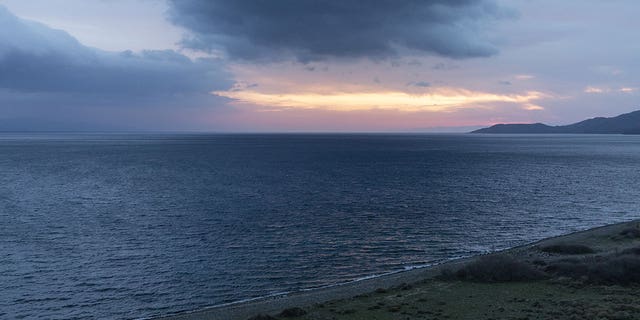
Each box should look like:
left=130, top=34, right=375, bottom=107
left=155, top=219, right=640, bottom=320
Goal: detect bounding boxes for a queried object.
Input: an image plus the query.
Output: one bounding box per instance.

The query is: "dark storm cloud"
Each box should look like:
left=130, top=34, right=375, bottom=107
left=167, top=0, right=510, bottom=62
left=0, top=5, right=235, bottom=130
left=0, top=5, right=231, bottom=98
left=0, top=49, right=229, bottom=96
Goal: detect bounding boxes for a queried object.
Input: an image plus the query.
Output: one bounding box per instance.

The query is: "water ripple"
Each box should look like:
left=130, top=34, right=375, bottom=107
left=1, top=134, right=639, bottom=319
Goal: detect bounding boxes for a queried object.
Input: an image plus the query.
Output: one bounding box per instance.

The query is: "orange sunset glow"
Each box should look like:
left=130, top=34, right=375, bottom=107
left=214, top=89, right=548, bottom=113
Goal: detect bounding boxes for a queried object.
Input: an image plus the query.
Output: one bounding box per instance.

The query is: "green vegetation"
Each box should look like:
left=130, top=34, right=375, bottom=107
left=443, top=254, right=547, bottom=282
left=244, top=221, right=640, bottom=320
left=268, top=281, right=640, bottom=320
left=540, top=244, right=595, bottom=255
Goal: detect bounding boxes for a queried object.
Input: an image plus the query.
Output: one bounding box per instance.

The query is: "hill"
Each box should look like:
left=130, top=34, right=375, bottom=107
left=472, top=110, right=640, bottom=134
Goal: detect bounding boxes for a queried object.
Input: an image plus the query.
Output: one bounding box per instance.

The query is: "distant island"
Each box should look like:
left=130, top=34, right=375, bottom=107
left=472, top=110, right=640, bottom=134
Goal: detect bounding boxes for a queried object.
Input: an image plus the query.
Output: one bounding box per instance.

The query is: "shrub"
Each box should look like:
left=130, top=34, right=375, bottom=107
left=588, top=255, right=640, bottom=284
left=620, top=246, right=640, bottom=255
left=278, top=307, right=307, bottom=317
left=544, top=260, right=589, bottom=278
left=540, top=244, right=595, bottom=255
left=546, top=254, right=640, bottom=285
left=374, top=288, right=387, bottom=294
left=448, top=255, right=547, bottom=282
left=619, top=228, right=640, bottom=239
left=247, top=314, right=277, bottom=320
left=532, top=259, right=547, bottom=266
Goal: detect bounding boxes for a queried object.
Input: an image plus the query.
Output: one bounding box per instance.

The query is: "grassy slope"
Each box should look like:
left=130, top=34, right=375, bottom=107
left=262, top=220, right=640, bottom=320
left=286, top=279, right=640, bottom=320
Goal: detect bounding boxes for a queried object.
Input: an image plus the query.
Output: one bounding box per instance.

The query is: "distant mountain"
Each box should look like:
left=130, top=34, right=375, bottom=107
left=472, top=110, right=640, bottom=134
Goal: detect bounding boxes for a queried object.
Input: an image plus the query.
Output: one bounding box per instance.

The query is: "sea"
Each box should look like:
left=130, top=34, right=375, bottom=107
left=1, top=133, right=639, bottom=319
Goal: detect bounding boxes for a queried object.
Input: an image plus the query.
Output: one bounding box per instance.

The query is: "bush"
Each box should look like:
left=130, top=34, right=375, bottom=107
left=532, top=259, right=547, bottom=266
left=447, top=255, right=547, bottom=282
left=247, top=314, right=277, bottom=320
left=588, top=255, right=640, bottom=284
left=619, top=228, right=640, bottom=239
left=540, top=244, right=595, bottom=255
left=546, top=254, right=640, bottom=285
left=278, top=307, right=307, bottom=317
left=620, top=246, right=640, bottom=255
left=544, top=260, right=589, bottom=278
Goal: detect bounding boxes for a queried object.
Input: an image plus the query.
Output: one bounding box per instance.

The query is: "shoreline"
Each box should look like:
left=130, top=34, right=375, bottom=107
left=154, top=219, right=640, bottom=320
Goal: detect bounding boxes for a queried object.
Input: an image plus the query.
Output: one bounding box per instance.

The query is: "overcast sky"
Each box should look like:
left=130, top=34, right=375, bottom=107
left=0, top=0, right=638, bottom=131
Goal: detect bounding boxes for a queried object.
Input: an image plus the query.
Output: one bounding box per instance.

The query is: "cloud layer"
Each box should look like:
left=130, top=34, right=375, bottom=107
left=0, top=5, right=233, bottom=130
left=2, top=1, right=638, bottom=131
left=0, top=5, right=231, bottom=97
left=168, top=0, right=508, bottom=61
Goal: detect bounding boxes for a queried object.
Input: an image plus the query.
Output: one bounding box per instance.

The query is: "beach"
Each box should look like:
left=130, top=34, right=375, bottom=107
left=157, top=219, right=640, bottom=320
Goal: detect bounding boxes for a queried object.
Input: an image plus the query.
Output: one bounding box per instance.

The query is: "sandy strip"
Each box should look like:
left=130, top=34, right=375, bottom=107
left=154, top=219, right=638, bottom=320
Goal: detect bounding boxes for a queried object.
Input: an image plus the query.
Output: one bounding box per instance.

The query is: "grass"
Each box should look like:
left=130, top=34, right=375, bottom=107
left=249, top=253, right=640, bottom=319
left=545, top=248, right=640, bottom=285
left=618, top=227, right=640, bottom=239
left=240, top=221, right=640, bottom=320
left=278, top=307, right=307, bottom=317
left=271, top=280, right=640, bottom=320
left=247, top=314, right=277, bottom=320
left=540, top=244, right=595, bottom=255
left=588, top=255, right=640, bottom=284
left=443, top=254, right=547, bottom=282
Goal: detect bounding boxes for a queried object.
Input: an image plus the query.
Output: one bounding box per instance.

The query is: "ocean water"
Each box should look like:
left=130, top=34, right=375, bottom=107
left=1, top=133, right=639, bottom=319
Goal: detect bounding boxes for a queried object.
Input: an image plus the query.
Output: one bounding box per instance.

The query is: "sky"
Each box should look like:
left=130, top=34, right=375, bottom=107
left=0, top=0, right=638, bottom=132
